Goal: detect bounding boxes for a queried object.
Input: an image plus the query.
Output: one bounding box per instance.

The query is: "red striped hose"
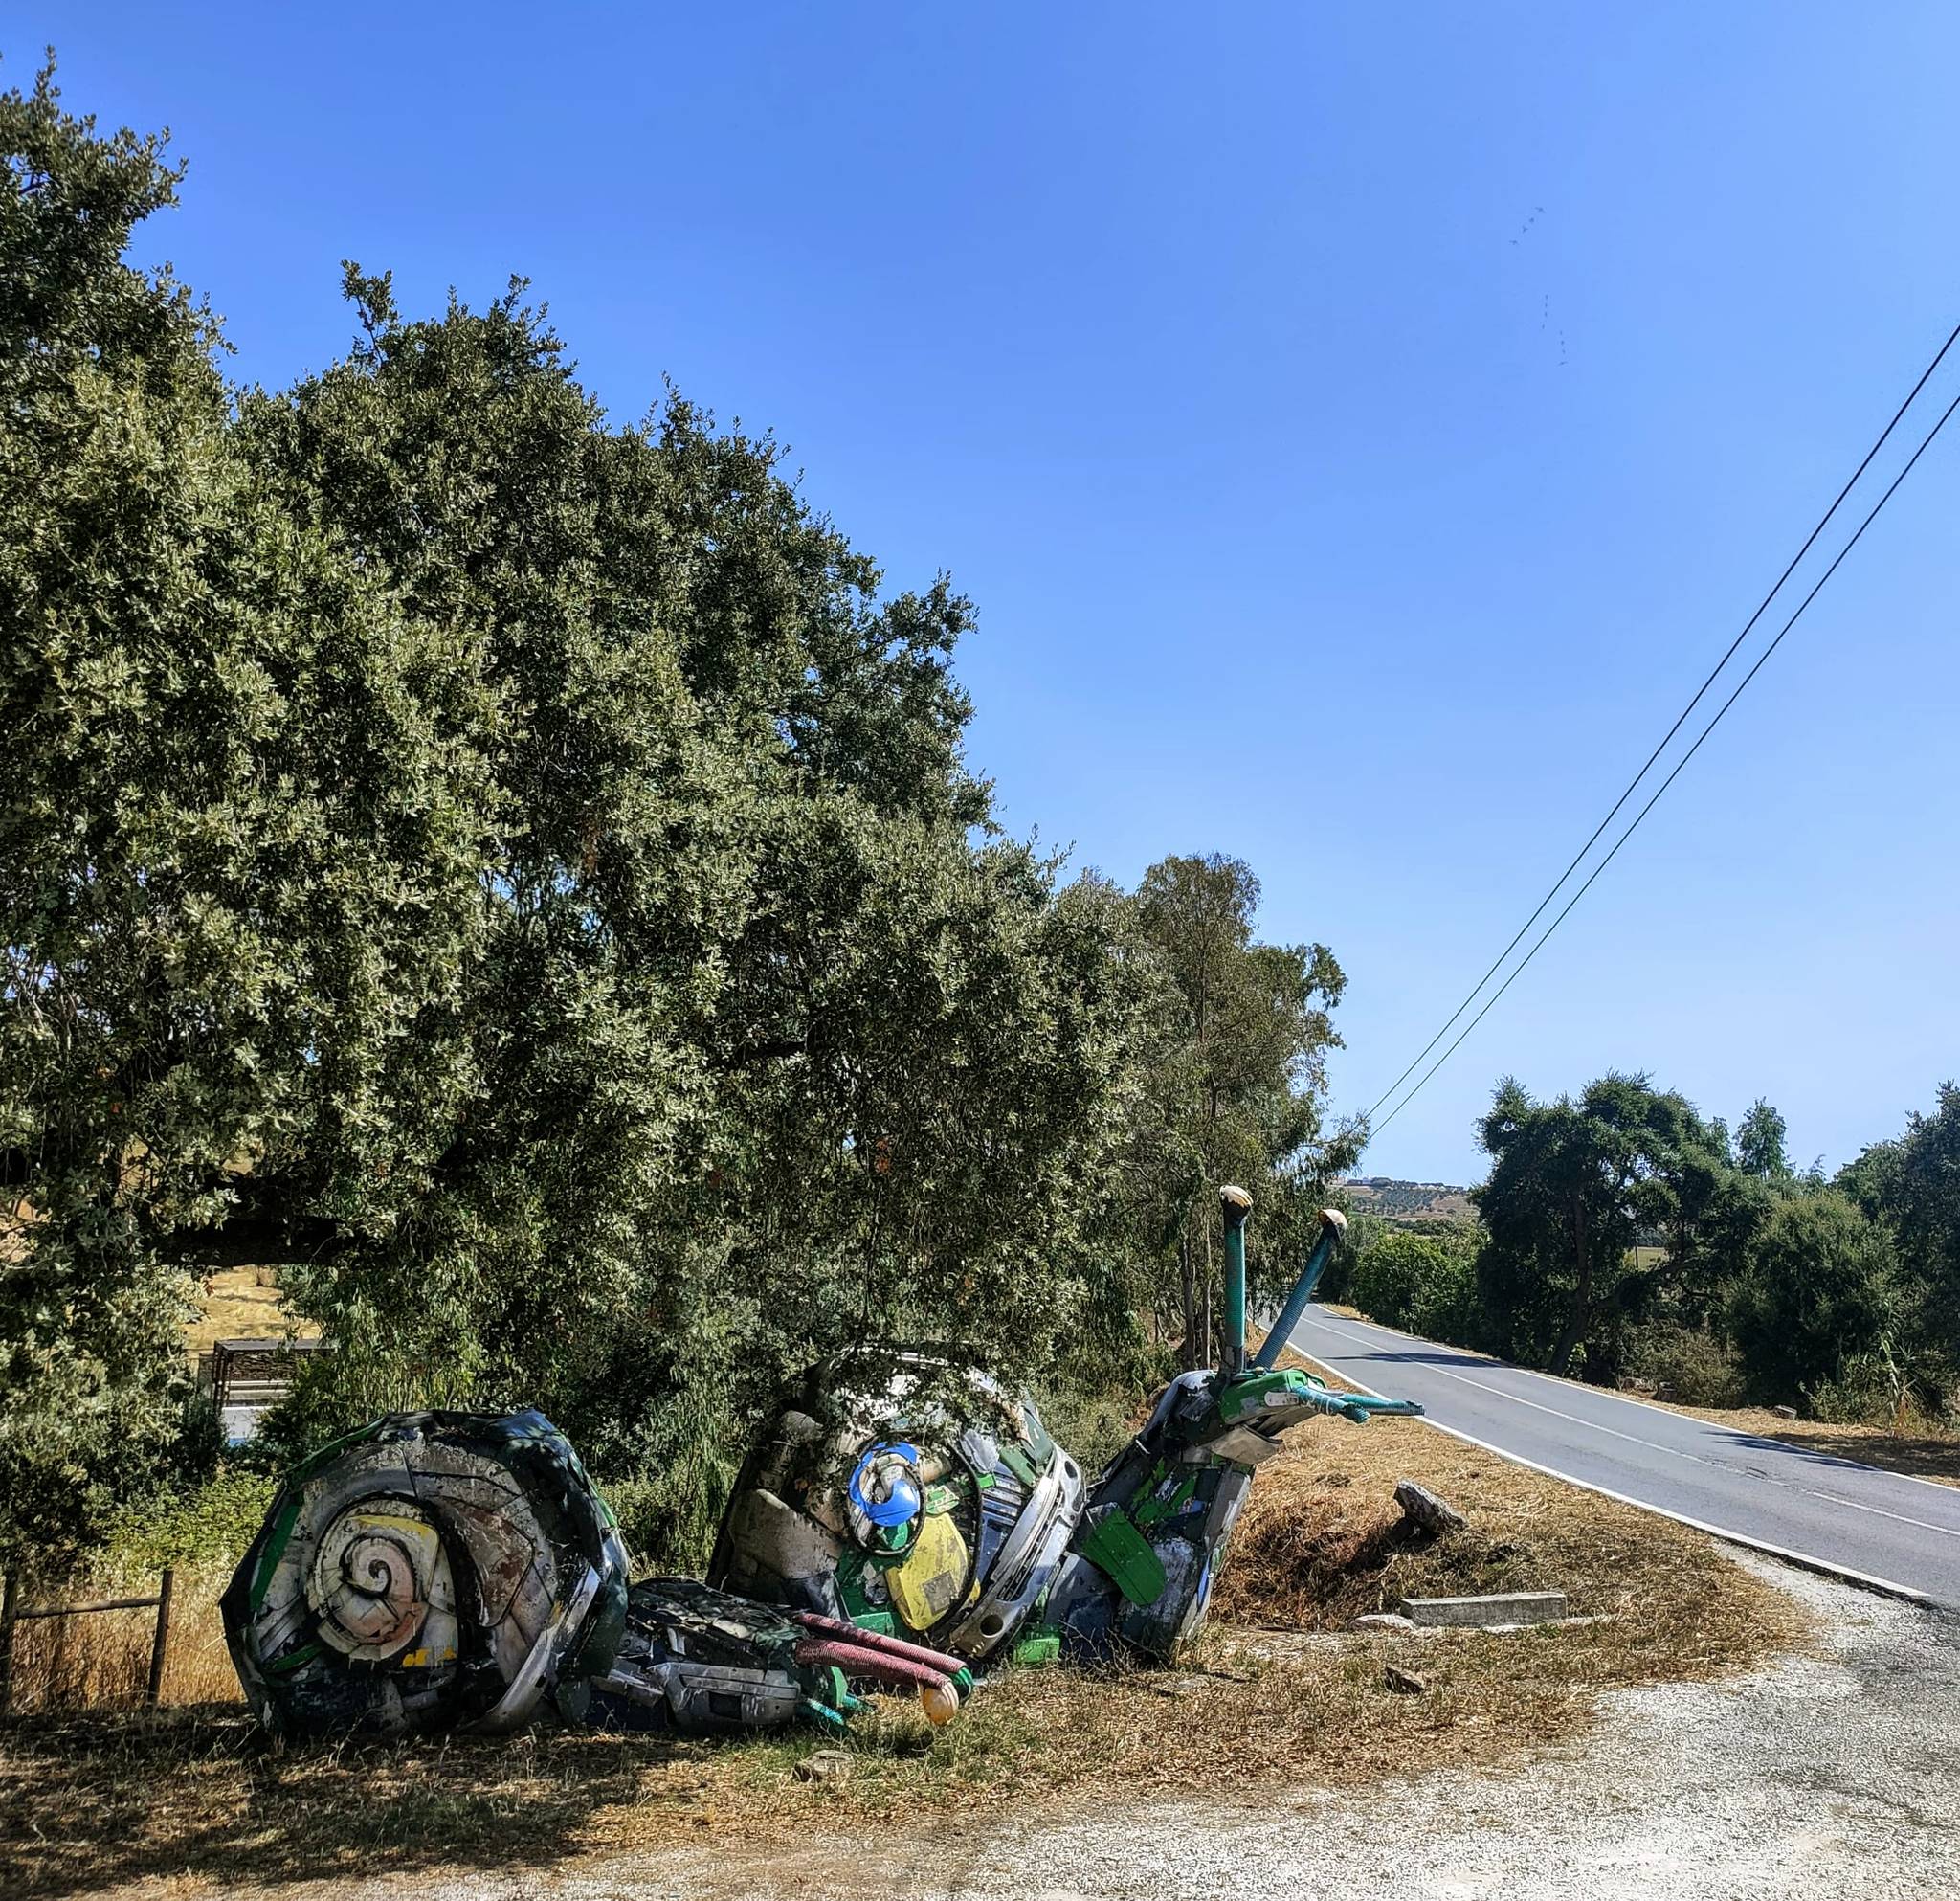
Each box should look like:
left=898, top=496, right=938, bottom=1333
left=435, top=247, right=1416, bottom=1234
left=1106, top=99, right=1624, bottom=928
left=788, top=1610, right=966, bottom=1681
left=793, top=1636, right=952, bottom=1697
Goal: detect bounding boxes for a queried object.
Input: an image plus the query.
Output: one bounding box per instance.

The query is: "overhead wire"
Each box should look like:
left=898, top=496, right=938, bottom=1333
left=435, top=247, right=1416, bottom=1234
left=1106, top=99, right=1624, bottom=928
left=1363, top=321, right=1960, bottom=1125
left=1369, top=381, right=1960, bottom=1138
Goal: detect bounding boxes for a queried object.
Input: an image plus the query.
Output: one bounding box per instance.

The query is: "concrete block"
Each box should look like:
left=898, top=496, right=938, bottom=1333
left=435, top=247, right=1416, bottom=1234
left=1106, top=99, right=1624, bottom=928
left=1397, top=1591, right=1568, bottom=1627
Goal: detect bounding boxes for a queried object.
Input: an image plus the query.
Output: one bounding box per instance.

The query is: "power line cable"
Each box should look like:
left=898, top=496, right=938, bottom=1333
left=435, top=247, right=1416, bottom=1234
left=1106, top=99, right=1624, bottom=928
left=1370, top=383, right=1960, bottom=1138
left=1363, top=322, right=1960, bottom=1124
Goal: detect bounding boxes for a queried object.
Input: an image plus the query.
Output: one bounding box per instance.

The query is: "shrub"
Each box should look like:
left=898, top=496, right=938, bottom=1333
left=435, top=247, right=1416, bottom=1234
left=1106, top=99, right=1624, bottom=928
left=1804, top=1341, right=1957, bottom=1429
left=1407, top=1251, right=1482, bottom=1346
left=1349, top=1230, right=1437, bottom=1330
left=1728, top=1193, right=1896, bottom=1404
left=1625, top=1324, right=1747, bottom=1409
left=95, top=1470, right=278, bottom=1584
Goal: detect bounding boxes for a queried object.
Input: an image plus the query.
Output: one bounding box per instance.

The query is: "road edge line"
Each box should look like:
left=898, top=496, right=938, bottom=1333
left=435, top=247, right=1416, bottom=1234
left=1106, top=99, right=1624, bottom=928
left=1289, top=1347, right=1943, bottom=1612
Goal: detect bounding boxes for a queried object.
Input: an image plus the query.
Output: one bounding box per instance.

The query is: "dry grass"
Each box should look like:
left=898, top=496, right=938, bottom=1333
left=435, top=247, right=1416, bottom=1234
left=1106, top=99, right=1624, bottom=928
left=184, top=1264, right=320, bottom=1359
left=1654, top=1399, right=1960, bottom=1489
left=5, top=1566, right=240, bottom=1717
left=1214, top=1411, right=1802, bottom=1671
left=0, top=1394, right=1807, bottom=1899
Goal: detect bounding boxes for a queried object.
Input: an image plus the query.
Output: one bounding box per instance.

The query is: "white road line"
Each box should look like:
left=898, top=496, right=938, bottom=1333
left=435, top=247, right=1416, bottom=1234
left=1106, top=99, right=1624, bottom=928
left=1286, top=1341, right=1941, bottom=1609
left=1423, top=1363, right=1743, bottom=1469
left=1793, top=1485, right=1960, bottom=1539
left=1414, top=1363, right=1960, bottom=1537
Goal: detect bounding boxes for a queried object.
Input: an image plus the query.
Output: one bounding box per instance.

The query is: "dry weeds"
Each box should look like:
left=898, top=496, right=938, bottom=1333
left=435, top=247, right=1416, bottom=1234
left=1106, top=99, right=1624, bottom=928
left=0, top=1398, right=1807, bottom=1899
left=5, top=1565, right=239, bottom=1716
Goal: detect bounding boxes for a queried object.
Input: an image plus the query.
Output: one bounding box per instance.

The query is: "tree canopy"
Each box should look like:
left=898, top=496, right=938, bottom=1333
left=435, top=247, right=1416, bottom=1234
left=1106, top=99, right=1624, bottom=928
left=1097, top=853, right=1352, bottom=1372
left=1727, top=1192, right=1895, bottom=1402
left=0, top=66, right=1154, bottom=1563
left=1472, top=1073, right=1762, bottom=1379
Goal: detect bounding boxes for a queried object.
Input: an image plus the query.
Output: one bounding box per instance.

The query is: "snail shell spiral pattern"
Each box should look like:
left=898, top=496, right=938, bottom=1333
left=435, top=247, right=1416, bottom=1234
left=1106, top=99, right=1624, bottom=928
left=309, top=1504, right=451, bottom=1661
left=223, top=1410, right=629, bottom=1738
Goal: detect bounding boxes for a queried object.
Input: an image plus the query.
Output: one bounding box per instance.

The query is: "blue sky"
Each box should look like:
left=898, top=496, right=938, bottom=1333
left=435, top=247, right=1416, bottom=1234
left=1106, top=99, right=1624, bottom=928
left=22, top=5, right=1959, bottom=1184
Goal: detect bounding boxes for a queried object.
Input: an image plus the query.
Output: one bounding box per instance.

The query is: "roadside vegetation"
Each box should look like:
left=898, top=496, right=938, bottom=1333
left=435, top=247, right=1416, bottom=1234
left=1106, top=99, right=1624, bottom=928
left=1328, top=1079, right=1960, bottom=1435
left=1, top=59, right=1361, bottom=1585
left=0, top=57, right=1875, bottom=1847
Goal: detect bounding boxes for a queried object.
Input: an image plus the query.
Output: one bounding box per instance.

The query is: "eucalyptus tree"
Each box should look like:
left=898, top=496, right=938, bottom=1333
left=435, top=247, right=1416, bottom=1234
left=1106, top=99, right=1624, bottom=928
left=1115, top=854, right=1353, bottom=1368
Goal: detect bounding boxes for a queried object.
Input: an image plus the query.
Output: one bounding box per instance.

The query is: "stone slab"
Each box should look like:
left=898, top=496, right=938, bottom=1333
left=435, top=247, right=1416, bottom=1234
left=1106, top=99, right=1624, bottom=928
left=1398, top=1591, right=1569, bottom=1627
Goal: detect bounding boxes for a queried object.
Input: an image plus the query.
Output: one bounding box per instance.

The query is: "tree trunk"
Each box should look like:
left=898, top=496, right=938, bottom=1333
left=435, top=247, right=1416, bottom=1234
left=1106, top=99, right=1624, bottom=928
left=1178, top=1226, right=1201, bottom=1371
left=1549, top=1194, right=1591, bottom=1376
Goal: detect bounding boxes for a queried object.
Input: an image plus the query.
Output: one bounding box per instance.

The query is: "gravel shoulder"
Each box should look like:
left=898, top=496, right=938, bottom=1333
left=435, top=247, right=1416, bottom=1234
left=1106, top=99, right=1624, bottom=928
left=284, top=1555, right=1960, bottom=1901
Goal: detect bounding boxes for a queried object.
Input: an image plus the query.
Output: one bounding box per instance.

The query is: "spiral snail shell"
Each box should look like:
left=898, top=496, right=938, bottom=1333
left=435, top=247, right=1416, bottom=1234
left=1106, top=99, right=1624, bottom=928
left=223, top=1410, right=629, bottom=1738
left=309, top=1503, right=453, bottom=1662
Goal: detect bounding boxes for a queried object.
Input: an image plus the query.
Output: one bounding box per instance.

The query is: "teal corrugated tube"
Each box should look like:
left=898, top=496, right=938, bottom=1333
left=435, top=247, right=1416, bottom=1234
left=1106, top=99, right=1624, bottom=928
left=1251, top=1208, right=1348, bottom=1371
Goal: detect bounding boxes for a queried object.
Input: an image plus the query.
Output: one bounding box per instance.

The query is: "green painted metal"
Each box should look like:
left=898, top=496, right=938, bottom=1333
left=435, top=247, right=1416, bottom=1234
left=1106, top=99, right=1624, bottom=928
left=1010, top=1632, right=1061, bottom=1666
left=1251, top=1216, right=1344, bottom=1371
left=262, top=1638, right=323, bottom=1676
left=1131, top=1468, right=1197, bottom=1531
left=999, top=1443, right=1039, bottom=1487
left=1217, top=1367, right=1308, bottom=1422
left=246, top=1494, right=302, bottom=1615
left=1077, top=1510, right=1169, bottom=1608
left=284, top=1418, right=384, bottom=1487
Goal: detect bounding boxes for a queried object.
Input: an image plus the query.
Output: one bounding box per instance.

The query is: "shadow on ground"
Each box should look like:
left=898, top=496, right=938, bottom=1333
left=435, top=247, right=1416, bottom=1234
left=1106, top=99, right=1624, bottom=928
left=0, top=1702, right=758, bottom=1899
left=1721, top=1427, right=1960, bottom=1487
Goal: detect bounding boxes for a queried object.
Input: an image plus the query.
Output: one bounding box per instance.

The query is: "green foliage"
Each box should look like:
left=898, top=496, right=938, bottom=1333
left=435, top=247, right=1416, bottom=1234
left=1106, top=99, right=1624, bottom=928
left=1473, top=1073, right=1765, bottom=1381
left=1838, top=1083, right=1960, bottom=1365
left=1350, top=1230, right=1441, bottom=1331
left=1029, top=1379, right=1144, bottom=1479
left=1735, top=1098, right=1792, bottom=1180
left=1624, top=1323, right=1747, bottom=1409
left=1, top=62, right=255, bottom=1559
left=1, top=64, right=1149, bottom=1569
left=1346, top=1221, right=1481, bottom=1344
left=98, top=1469, right=278, bottom=1579
left=1727, top=1193, right=1897, bottom=1404
left=1801, top=1341, right=1951, bottom=1430
left=1096, top=853, right=1354, bottom=1369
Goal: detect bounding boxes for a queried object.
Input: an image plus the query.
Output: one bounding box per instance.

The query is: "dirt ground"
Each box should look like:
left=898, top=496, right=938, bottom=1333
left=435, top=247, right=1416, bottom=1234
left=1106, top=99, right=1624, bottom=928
left=185, top=1266, right=321, bottom=1359
left=389, top=1560, right=1949, bottom=1901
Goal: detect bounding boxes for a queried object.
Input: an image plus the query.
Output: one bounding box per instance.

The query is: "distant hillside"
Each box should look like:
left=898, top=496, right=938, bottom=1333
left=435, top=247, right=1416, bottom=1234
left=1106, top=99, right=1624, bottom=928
left=1342, top=1176, right=1477, bottom=1224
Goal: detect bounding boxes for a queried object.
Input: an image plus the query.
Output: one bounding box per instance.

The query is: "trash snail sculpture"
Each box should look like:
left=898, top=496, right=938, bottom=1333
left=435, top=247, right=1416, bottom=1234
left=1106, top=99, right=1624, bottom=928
left=224, top=1191, right=1420, bottom=1741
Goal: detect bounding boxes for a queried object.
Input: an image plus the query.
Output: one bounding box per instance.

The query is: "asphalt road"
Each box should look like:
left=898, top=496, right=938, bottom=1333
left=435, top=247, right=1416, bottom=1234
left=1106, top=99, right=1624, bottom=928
left=1287, top=1304, right=1960, bottom=1609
